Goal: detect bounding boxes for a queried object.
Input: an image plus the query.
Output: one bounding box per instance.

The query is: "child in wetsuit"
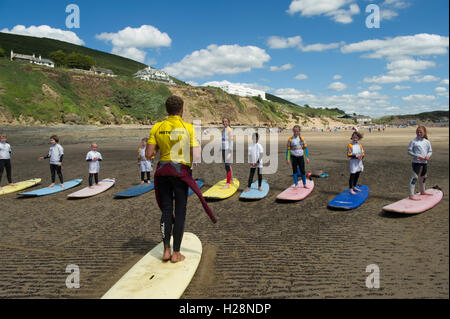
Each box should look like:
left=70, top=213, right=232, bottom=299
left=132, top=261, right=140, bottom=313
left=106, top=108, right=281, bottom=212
left=408, top=126, right=433, bottom=200
left=347, top=131, right=365, bottom=195
left=0, top=133, right=15, bottom=189
left=286, top=125, right=310, bottom=189
left=138, top=138, right=153, bottom=184
left=39, top=135, right=64, bottom=188
left=86, top=142, right=103, bottom=188
left=245, top=132, right=264, bottom=192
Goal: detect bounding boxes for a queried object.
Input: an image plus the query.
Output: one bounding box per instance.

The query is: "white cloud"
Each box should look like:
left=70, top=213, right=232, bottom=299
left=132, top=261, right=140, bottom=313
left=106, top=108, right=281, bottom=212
left=440, top=79, right=449, bottom=86
left=358, top=90, right=388, bottom=99
left=301, top=42, right=341, bottom=52
left=270, top=64, right=294, bottom=71
left=435, top=87, right=449, bottom=97
left=287, top=0, right=360, bottom=24
left=295, top=73, right=308, bottom=80
left=381, top=9, right=398, bottom=20
left=341, top=33, right=449, bottom=59
left=380, top=0, right=411, bottom=20
left=112, top=47, right=147, bottom=63
left=393, top=85, right=411, bottom=90
left=402, top=94, right=436, bottom=102
left=386, top=58, right=436, bottom=76
left=1, top=25, right=84, bottom=45
left=333, top=74, right=343, bottom=80
left=164, top=44, right=270, bottom=79
left=267, top=35, right=341, bottom=52
left=96, top=25, right=171, bottom=48
left=267, top=36, right=302, bottom=49
left=328, top=81, right=347, bottom=91
left=368, top=85, right=382, bottom=91
left=413, top=75, right=440, bottom=82
left=364, top=75, right=410, bottom=84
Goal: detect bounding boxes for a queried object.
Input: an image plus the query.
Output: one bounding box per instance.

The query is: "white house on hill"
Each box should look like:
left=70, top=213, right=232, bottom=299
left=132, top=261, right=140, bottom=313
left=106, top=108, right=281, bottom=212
left=135, top=67, right=175, bottom=85
left=10, top=50, right=55, bottom=68
left=206, top=82, right=266, bottom=100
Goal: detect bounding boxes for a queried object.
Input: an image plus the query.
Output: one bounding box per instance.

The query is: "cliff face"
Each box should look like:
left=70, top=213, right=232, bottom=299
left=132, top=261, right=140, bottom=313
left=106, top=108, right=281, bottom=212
left=0, top=59, right=346, bottom=128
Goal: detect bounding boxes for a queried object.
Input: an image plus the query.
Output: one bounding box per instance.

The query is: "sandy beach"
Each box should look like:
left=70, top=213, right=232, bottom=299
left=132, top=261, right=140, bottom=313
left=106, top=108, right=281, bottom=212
left=0, top=126, right=448, bottom=298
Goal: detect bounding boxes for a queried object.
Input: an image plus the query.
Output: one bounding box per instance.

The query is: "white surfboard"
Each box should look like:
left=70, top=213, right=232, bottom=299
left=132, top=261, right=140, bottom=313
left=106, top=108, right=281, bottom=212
left=102, top=232, right=202, bottom=299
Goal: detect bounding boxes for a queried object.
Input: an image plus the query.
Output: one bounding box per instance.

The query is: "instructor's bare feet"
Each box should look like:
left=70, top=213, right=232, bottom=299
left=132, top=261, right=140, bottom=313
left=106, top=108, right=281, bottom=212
left=409, top=195, right=421, bottom=201
left=221, top=184, right=230, bottom=189
left=48, top=183, right=55, bottom=188
left=171, top=252, right=185, bottom=263
left=162, top=248, right=172, bottom=262
left=244, top=187, right=250, bottom=192
left=350, top=189, right=357, bottom=195
left=303, top=184, right=309, bottom=189
left=420, top=191, right=433, bottom=196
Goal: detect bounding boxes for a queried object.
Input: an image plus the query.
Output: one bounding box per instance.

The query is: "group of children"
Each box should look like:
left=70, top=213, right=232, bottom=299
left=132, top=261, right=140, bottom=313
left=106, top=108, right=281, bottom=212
left=220, top=120, right=433, bottom=199
left=0, top=125, right=434, bottom=199
left=0, top=133, right=154, bottom=190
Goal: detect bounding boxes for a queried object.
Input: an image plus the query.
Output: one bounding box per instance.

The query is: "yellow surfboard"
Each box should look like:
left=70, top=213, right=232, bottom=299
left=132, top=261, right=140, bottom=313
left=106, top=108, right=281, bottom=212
left=0, top=178, right=41, bottom=196
left=102, top=232, right=202, bottom=299
left=202, top=178, right=240, bottom=199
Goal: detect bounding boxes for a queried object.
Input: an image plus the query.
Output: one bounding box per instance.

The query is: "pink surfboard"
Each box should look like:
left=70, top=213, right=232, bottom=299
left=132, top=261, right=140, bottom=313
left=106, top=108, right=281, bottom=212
left=276, top=179, right=314, bottom=201
left=68, top=179, right=115, bottom=198
left=382, top=188, right=443, bottom=214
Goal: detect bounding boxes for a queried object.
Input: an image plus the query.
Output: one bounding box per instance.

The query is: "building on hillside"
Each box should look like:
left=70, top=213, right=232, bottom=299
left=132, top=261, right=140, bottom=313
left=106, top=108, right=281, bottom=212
left=207, top=83, right=267, bottom=100
left=90, top=66, right=115, bottom=77
left=134, top=67, right=175, bottom=85
left=355, top=115, right=372, bottom=125
left=10, top=50, right=55, bottom=68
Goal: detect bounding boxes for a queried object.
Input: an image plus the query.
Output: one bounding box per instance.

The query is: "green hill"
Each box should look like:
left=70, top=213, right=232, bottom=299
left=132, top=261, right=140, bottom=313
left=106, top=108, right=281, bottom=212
left=0, top=32, right=147, bottom=76
left=374, top=111, right=449, bottom=124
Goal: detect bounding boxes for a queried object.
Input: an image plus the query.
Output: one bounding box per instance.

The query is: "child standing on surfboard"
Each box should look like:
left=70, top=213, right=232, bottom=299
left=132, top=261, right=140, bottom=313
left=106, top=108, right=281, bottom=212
left=38, top=135, right=64, bottom=188
left=0, top=133, right=15, bottom=189
left=347, top=131, right=365, bottom=195
left=286, top=125, right=310, bottom=189
left=86, top=142, right=103, bottom=189
left=245, top=132, right=264, bottom=192
left=408, top=126, right=433, bottom=200
left=138, top=138, right=153, bottom=184
left=221, top=117, right=234, bottom=189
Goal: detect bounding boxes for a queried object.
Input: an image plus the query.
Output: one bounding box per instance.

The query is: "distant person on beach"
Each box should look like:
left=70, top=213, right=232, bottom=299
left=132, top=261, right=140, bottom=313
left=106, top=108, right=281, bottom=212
left=408, top=126, right=433, bottom=200
left=39, top=135, right=64, bottom=188
left=245, top=132, right=264, bottom=192
left=347, top=131, right=365, bottom=195
left=86, top=142, right=103, bottom=189
left=0, top=133, right=15, bottom=189
left=146, top=95, right=216, bottom=263
left=286, top=125, right=310, bottom=189
left=138, top=138, right=153, bottom=184
left=221, top=117, right=235, bottom=189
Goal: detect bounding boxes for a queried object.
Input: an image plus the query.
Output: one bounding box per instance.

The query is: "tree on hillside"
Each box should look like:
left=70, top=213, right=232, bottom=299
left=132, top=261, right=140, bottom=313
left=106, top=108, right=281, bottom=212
left=64, top=52, right=94, bottom=70
left=49, top=50, right=67, bottom=67
left=0, top=47, right=5, bottom=58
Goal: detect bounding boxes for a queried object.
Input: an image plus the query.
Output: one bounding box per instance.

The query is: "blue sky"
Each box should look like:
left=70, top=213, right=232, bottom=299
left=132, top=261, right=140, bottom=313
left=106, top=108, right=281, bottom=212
left=0, top=0, right=448, bottom=118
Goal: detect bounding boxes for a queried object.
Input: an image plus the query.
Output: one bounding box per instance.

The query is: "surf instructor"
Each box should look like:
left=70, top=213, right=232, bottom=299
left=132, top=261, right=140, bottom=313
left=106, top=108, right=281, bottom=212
left=146, top=95, right=216, bottom=263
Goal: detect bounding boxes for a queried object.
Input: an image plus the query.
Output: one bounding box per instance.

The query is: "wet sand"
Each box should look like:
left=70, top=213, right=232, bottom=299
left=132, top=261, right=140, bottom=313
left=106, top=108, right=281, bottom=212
left=0, top=126, right=448, bottom=298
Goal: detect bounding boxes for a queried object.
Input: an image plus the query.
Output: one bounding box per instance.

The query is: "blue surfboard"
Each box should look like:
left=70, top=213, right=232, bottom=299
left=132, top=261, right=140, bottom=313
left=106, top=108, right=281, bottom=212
left=18, top=179, right=83, bottom=197
left=240, top=179, right=269, bottom=200
left=188, top=179, right=205, bottom=197
left=328, top=185, right=369, bottom=210
left=114, top=183, right=155, bottom=198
